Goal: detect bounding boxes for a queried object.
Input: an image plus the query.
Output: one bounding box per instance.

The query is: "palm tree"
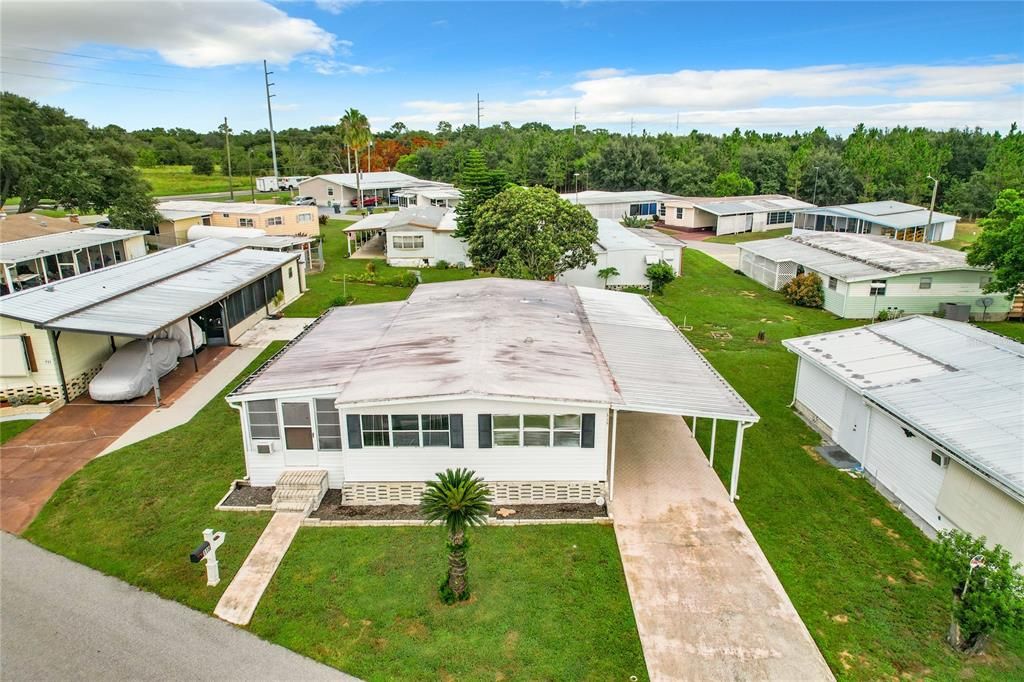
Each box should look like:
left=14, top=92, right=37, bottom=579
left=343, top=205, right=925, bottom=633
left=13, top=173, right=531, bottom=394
left=339, top=109, right=372, bottom=208
left=598, top=266, right=619, bottom=289
left=420, top=468, right=491, bottom=603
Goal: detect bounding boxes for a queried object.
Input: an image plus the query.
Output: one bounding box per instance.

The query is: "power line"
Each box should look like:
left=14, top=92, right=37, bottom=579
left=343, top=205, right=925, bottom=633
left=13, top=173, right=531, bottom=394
left=264, top=59, right=280, bottom=179
left=0, top=56, right=190, bottom=80
left=9, top=45, right=188, bottom=71
left=0, top=71, right=195, bottom=93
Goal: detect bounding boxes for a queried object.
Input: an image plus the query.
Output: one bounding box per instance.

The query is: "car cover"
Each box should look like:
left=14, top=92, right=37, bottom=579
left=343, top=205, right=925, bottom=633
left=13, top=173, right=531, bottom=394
left=89, top=339, right=180, bottom=402
left=159, top=318, right=206, bottom=358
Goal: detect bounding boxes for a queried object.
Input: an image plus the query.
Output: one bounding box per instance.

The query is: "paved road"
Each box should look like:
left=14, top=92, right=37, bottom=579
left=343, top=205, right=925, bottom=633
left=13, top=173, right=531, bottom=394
left=0, top=534, right=353, bottom=681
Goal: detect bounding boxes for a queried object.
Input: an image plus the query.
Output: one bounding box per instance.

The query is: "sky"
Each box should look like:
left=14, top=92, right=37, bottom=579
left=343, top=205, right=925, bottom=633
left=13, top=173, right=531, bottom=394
left=1, top=1, right=1022, bottom=135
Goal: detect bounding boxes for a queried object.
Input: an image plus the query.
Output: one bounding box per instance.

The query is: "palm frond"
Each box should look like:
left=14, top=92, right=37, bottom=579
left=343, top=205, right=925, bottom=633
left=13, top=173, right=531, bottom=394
left=420, top=468, right=492, bottom=535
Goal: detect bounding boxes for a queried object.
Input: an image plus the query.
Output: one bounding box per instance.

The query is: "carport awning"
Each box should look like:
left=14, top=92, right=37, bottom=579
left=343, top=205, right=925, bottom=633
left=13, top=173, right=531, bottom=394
left=575, top=287, right=759, bottom=423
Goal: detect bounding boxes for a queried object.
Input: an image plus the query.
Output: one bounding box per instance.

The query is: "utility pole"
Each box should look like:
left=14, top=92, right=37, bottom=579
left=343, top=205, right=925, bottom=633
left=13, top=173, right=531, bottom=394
left=629, top=117, right=634, bottom=136
left=676, top=112, right=680, bottom=133
left=223, top=116, right=234, bottom=200
left=573, top=105, right=578, bottom=137
left=476, top=92, right=483, bottom=128
left=925, top=174, right=939, bottom=243
left=263, top=59, right=279, bottom=181
left=247, top=150, right=255, bottom=202
left=812, top=166, right=820, bottom=206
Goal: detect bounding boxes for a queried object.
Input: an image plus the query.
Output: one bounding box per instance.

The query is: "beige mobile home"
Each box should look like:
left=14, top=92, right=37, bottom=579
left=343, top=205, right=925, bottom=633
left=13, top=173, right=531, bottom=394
left=662, top=195, right=814, bottom=235
left=156, top=200, right=319, bottom=248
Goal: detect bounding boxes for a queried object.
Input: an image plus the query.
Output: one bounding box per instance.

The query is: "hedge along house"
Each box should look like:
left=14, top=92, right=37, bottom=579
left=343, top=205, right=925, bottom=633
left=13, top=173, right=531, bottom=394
left=737, top=231, right=1007, bottom=320
left=558, top=190, right=681, bottom=221
left=793, top=200, right=959, bottom=243
left=784, top=317, right=1023, bottom=560
left=557, top=220, right=684, bottom=290
left=0, top=227, right=148, bottom=296
left=343, top=206, right=469, bottom=266
left=661, top=195, right=814, bottom=236
left=226, top=278, right=758, bottom=506
left=0, top=239, right=303, bottom=404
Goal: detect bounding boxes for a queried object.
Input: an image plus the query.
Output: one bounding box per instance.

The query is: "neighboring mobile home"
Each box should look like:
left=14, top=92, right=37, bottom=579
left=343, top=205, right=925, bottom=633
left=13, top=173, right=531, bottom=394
left=227, top=279, right=758, bottom=505
left=559, top=190, right=681, bottom=221
left=793, top=200, right=959, bottom=242
left=557, top=220, right=683, bottom=290
left=297, top=172, right=455, bottom=209
left=155, top=200, right=319, bottom=248
left=737, top=231, right=1007, bottom=320
left=784, top=317, right=1023, bottom=561
left=661, top=195, right=814, bottom=235
left=0, top=238, right=303, bottom=403
left=344, top=206, right=469, bottom=267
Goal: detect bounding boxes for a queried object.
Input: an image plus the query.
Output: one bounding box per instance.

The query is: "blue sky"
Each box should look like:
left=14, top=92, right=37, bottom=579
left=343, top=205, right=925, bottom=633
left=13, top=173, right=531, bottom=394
left=2, top=1, right=1022, bottom=134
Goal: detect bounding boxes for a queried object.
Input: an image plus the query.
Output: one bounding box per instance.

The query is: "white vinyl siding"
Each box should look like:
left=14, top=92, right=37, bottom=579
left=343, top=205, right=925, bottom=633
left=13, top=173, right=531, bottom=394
left=795, top=360, right=843, bottom=435
left=936, top=461, right=1024, bottom=561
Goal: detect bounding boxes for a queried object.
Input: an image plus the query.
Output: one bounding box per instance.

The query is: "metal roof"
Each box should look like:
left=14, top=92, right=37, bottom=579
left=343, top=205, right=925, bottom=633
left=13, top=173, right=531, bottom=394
left=738, top=231, right=984, bottom=281
left=784, top=316, right=1023, bottom=499
left=0, top=227, right=146, bottom=264
left=231, top=235, right=315, bottom=249
left=344, top=207, right=456, bottom=233
left=1, top=238, right=297, bottom=337
left=0, top=213, right=84, bottom=243
left=559, top=190, right=680, bottom=205
left=671, top=195, right=814, bottom=216
left=157, top=200, right=291, bottom=216
left=302, top=172, right=454, bottom=192
left=795, top=201, right=959, bottom=229
left=231, top=278, right=758, bottom=423
left=158, top=209, right=211, bottom=221
left=625, top=227, right=687, bottom=249
left=596, top=220, right=662, bottom=253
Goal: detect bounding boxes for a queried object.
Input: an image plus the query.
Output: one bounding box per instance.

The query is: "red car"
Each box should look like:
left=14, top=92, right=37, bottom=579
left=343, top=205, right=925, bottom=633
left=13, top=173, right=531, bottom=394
left=350, top=195, right=379, bottom=207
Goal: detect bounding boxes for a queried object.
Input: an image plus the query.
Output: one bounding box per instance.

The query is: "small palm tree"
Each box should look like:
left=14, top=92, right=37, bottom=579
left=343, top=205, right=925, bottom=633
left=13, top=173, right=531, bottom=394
left=339, top=108, right=372, bottom=208
left=420, top=468, right=491, bottom=603
left=620, top=214, right=648, bottom=228
left=598, top=266, right=619, bottom=289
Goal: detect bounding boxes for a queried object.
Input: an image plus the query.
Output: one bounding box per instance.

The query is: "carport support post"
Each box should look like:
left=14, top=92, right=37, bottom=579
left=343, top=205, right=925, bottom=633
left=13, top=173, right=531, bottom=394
left=47, top=330, right=69, bottom=402
left=692, top=416, right=698, bottom=439
left=146, top=338, right=161, bottom=407
left=188, top=321, right=199, bottom=372
left=709, top=418, right=717, bottom=468
left=607, top=409, right=619, bottom=502
left=729, top=422, right=747, bottom=502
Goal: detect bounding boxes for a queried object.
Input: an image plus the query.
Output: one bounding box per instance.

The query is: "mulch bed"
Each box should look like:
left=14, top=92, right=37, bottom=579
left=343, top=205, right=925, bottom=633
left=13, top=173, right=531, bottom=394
left=220, top=484, right=274, bottom=507
left=310, top=489, right=607, bottom=521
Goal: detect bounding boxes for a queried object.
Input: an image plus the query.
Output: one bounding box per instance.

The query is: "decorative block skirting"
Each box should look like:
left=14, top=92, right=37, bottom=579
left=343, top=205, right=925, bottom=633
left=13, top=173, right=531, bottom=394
left=340, top=480, right=607, bottom=506
left=1, top=365, right=101, bottom=403
left=302, top=516, right=613, bottom=528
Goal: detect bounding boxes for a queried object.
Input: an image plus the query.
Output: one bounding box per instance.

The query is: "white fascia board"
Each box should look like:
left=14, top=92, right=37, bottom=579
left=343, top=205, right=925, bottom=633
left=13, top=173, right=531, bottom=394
left=333, top=392, right=615, bottom=411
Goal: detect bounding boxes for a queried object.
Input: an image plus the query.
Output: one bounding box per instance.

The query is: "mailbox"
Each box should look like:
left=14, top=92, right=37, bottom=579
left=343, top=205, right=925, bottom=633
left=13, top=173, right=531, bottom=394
left=190, top=541, right=211, bottom=563
left=189, top=529, right=225, bottom=586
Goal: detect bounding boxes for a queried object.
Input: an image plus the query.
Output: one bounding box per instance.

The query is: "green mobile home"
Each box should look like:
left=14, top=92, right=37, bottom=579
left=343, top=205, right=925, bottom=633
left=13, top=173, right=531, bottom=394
left=738, top=231, right=1008, bottom=320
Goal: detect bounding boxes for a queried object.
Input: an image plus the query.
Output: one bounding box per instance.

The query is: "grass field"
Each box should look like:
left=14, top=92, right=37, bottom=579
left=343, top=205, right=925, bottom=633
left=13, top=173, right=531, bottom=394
left=282, top=219, right=481, bottom=317
left=704, top=227, right=791, bottom=244
left=1, top=420, right=37, bottom=444
left=977, top=320, right=1024, bottom=342
left=934, top=222, right=981, bottom=251
left=139, top=165, right=255, bottom=197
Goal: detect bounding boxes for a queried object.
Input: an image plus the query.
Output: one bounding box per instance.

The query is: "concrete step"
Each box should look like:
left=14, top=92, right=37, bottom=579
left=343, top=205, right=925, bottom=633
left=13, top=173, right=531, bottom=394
left=271, top=469, right=328, bottom=514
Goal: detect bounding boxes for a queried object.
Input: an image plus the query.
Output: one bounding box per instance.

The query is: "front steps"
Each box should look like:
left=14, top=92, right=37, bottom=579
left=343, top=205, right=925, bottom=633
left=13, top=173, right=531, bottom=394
left=271, top=470, right=328, bottom=514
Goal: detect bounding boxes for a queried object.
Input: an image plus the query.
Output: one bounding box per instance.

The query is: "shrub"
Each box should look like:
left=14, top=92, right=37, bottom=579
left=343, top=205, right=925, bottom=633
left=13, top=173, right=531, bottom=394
left=781, top=272, right=824, bottom=308
left=646, top=261, right=676, bottom=295
left=365, top=261, right=377, bottom=275
left=620, top=214, right=649, bottom=228
left=318, top=214, right=328, bottom=226
left=930, top=529, right=1024, bottom=654
left=191, top=155, right=214, bottom=176
left=435, top=260, right=449, bottom=270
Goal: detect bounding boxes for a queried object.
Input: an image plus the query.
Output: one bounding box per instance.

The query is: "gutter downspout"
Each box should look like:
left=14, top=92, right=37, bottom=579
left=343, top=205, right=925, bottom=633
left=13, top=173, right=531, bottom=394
left=729, top=421, right=749, bottom=502
left=607, top=408, right=619, bottom=503
left=788, top=355, right=802, bottom=408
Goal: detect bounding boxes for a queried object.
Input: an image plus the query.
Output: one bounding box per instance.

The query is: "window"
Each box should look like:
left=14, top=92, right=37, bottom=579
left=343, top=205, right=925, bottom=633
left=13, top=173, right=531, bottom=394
left=629, top=202, right=658, bottom=217
left=828, top=277, right=838, bottom=291
left=297, top=213, right=313, bottom=224
left=392, top=235, right=424, bottom=250
left=222, top=213, right=231, bottom=218
left=421, top=414, right=450, bottom=446
left=675, top=207, right=684, bottom=220
left=930, top=451, right=948, bottom=467
left=314, top=398, right=342, bottom=450
left=491, top=414, right=582, bottom=447
left=361, top=415, right=390, bottom=447
left=327, top=187, right=334, bottom=196
left=919, top=276, right=933, bottom=290
left=766, top=211, right=795, bottom=225
left=225, top=269, right=284, bottom=326
left=238, top=217, right=254, bottom=228
left=391, top=414, right=420, bottom=447
left=266, top=216, right=283, bottom=227
left=282, top=402, right=314, bottom=450
left=247, top=400, right=279, bottom=440
left=869, top=280, right=887, bottom=297
left=659, top=203, right=666, bottom=217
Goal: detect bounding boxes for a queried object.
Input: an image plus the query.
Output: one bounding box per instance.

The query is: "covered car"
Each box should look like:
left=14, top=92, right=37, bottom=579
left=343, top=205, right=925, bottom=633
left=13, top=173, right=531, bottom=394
left=89, top=339, right=180, bottom=402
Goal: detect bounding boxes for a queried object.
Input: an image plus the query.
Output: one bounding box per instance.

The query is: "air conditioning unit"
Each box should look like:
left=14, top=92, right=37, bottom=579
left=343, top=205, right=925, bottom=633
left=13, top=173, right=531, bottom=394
left=255, top=442, right=275, bottom=455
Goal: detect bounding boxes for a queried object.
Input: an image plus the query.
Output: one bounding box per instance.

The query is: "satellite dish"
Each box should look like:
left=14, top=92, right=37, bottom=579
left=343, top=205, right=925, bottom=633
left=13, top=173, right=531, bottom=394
left=976, top=297, right=995, bottom=322
left=980, top=297, right=994, bottom=307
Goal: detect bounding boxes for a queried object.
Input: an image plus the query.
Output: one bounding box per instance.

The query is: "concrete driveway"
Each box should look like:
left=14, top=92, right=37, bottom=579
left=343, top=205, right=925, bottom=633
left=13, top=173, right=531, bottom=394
left=612, top=412, right=834, bottom=681
left=681, top=240, right=740, bottom=269
left=0, top=534, right=352, bottom=681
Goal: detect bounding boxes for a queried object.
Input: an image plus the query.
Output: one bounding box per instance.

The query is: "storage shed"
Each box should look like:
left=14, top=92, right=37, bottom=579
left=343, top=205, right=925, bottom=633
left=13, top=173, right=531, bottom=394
left=738, top=231, right=1007, bottom=320
left=227, top=279, right=758, bottom=506
left=784, top=317, right=1023, bottom=560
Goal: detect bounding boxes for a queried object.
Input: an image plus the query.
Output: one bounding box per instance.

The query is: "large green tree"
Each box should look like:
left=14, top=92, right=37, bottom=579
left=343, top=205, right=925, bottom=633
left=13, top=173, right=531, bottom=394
left=453, top=149, right=507, bottom=243
left=469, top=185, right=598, bottom=279
left=339, top=108, right=371, bottom=207
left=587, top=136, right=667, bottom=191
left=966, top=189, right=1024, bottom=297
left=711, top=171, right=755, bottom=197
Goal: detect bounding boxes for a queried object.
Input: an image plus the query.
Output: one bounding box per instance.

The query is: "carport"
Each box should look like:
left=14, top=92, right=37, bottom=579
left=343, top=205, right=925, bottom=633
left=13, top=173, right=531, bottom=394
left=1, top=239, right=299, bottom=406
left=342, top=212, right=392, bottom=256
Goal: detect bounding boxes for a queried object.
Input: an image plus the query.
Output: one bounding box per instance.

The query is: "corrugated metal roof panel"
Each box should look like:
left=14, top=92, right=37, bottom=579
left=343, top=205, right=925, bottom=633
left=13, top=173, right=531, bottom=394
left=0, top=227, right=147, bottom=264
left=558, top=190, right=680, bottom=205
left=738, top=237, right=890, bottom=280
left=795, top=201, right=960, bottom=229
left=302, top=172, right=454, bottom=192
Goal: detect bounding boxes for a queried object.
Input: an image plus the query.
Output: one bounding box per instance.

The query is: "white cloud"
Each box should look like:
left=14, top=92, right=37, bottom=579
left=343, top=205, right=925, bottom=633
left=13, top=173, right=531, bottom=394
left=1, top=0, right=337, bottom=71
left=302, top=56, right=385, bottom=76
left=313, top=0, right=361, bottom=14
left=577, top=67, right=629, bottom=79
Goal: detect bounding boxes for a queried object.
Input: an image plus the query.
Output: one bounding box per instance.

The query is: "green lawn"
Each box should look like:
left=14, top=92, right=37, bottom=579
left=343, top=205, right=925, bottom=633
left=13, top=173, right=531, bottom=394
left=651, top=251, right=1024, bottom=680
left=251, top=526, right=646, bottom=681
left=282, top=219, right=481, bottom=317
left=1, top=419, right=37, bottom=444
left=704, top=227, right=791, bottom=244
left=933, top=221, right=981, bottom=251
left=977, top=320, right=1024, bottom=342
left=139, top=165, right=256, bottom=197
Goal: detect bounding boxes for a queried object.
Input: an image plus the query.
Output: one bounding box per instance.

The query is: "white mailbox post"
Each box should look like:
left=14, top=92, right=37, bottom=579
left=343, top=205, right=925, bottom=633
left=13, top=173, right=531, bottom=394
left=189, top=528, right=226, bottom=586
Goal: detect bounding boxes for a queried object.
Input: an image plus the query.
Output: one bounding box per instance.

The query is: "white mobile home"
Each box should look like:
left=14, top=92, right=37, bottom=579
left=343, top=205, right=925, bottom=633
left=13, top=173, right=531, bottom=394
left=0, top=239, right=304, bottom=403
left=784, top=317, right=1023, bottom=560
left=227, top=279, right=758, bottom=506
left=557, top=220, right=683, bottom=290
left=393, top=186, right=462, bottom=208
left=662, top=195, right=814, bottom=236
left=344, top=206, right=469, bottom=267
left=793, top=201, right=959, bottom=243
left=298, top=172, right=455, bottom=209
left=738, top=231, right=1008, bottom=320
left=559, top=190, right=680, bottom=221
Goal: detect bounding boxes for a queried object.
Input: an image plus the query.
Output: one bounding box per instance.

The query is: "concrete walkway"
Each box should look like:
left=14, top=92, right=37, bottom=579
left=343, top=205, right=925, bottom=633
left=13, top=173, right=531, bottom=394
left=0, top=533, right=351, bottom=681
left=612, top=412, right=834, bottom=681
left=680, top=239, right=740, bottom=269
left=215, top=512, right=304, bottom=625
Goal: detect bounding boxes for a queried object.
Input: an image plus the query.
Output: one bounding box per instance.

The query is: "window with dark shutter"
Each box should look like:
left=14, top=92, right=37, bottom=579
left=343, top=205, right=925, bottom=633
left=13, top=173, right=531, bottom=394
left=478, top=414, right=492, bottom=448
left=346, top=414, right=362, bottom=449
left=449, top=414, right=464, bottom=448
left=581, top=413, right=596, bottom=448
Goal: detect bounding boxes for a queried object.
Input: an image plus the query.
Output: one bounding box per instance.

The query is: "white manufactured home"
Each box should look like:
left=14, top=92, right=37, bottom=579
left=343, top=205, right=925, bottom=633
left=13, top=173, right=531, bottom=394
left=557, top=220, right=684, bottom=290
left=297, top=172, right=455, bottom=209
left=662, top=195, right=814, bottom=236
left=793, top=200, right=959, bottom=243
left=785, top=317, right=1023, bottom=561
left=344, top=206, right=469, bottom=267
left=559, top=190, right=680, bottom=221
left=227, top=279, right=758, bottom=505
left=738, top=231, right=1008, bottom=320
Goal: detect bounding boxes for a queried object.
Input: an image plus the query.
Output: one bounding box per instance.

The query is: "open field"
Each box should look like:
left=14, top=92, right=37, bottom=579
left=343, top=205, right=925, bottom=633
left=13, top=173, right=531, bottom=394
left=139, top=165, right=255, bottom=196
left=704, top=227, right=791, bottom=244
left=934, top=221, right=981, bottom=251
